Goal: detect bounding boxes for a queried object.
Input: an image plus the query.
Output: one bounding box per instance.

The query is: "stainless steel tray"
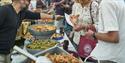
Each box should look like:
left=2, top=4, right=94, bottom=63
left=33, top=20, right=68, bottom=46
left=36, top=46, right=84, bottom=63
left=26, top=46, right=84, bottom=63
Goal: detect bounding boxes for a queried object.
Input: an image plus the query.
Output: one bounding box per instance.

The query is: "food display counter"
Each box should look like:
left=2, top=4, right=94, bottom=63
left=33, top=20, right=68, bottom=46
left=11, top=17, right=84, bottom=63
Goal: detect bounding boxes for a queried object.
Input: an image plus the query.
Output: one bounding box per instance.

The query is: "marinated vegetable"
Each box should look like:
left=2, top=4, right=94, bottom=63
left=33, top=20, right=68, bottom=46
left=27, top=39, right=58, bottom=50
left=32, top=25, right=56, bottom=32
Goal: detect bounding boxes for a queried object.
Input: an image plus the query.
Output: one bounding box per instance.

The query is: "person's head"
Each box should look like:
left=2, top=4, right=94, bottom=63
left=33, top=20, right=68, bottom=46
left=12, top=0, right=31, bottom=10
left=75, top=0, right=91, bottom=7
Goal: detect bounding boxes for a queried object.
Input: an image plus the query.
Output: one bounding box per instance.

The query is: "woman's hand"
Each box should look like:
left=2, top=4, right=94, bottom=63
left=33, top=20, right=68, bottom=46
left=86, top=24, right=96, bottom=32
left=70, top=15, right=79, bottom=25
left=85, top=30, right=94, bottom=38
left=73, top=24, right=86, bottom=32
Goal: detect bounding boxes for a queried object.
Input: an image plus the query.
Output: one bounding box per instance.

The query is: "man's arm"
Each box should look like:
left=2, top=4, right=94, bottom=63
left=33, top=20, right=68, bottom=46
left=95, top=31, right=119, bottom=43
left=22, top=10, right=41, bottom=20
left=96, top=2, right=119, bottom=43
left=85, top=30, right=119, bottom=43
left=22, top=10, right=62, bottom=20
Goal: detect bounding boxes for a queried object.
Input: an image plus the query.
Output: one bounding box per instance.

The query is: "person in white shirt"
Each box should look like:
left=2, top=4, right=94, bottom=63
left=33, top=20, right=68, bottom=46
left=85, top=0, right=125, bottom=63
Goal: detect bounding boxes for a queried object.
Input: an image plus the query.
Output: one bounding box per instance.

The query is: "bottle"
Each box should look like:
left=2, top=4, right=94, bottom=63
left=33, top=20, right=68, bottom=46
left=60, top=27, right=64, bottom=35
left=63, top=40, right=69, bottom=51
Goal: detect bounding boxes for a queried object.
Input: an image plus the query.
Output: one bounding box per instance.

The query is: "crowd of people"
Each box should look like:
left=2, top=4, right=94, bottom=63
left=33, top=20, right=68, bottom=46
left=0, top=0, right=125, bottom=63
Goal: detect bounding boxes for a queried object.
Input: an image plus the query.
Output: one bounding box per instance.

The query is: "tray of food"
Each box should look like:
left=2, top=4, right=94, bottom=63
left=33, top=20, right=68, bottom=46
left=26, top=39, right=59, bottom=54
left=26, top=46, right=83, bottom=63
left=28, top=24, right=56, bottom=36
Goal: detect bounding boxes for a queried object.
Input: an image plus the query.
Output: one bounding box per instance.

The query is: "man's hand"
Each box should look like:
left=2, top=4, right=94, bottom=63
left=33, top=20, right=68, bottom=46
left=40, top=13, right=52, bottom=19
left=32, top=8, right=42, bottom=13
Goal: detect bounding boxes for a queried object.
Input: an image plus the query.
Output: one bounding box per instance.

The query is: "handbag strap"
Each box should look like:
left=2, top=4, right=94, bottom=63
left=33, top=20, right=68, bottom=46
left=84, top=55, right=100, bottom=63
left=90, top=1, right=94, bottom=24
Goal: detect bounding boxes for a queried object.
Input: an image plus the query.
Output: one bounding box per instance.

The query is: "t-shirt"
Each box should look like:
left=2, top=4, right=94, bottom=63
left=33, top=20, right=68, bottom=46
left=0, top=4, right=40, bottom=54
left=90, top=0, right=125, bottom=63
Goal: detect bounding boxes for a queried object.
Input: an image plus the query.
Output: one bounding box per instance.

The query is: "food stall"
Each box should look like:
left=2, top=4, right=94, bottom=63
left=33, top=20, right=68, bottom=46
left=0, top=0, right=100, bottom=63
left=11, top=15, right=85, bottom=63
